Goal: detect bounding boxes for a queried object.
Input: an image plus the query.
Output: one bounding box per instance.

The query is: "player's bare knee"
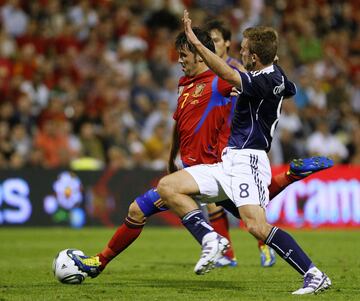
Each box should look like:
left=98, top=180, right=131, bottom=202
left=128, top=201, right=145, bottom=222
left=157, top=176, right=175, bottom=200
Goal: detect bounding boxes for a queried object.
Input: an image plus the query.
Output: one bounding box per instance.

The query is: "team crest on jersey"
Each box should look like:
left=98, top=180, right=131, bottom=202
left=178, top=86, right=184, bottom=96
left=192, top=83, right=206, bottom=97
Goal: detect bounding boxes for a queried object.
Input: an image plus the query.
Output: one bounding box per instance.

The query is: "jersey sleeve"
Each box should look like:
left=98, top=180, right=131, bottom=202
left=275, top=64, right=297, bottom=98
left=217, top=76, right=233, bottom=96
left=235, top=69, right=263, bottom=98
left=284, top=80, right=296, bottom=98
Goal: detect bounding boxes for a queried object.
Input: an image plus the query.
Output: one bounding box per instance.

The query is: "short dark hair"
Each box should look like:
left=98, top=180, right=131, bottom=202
left=175, top=27, right=215, bottom=54
left=203, top=20, right=231, bottom=42
left=243, top=26, right=278, bottom=65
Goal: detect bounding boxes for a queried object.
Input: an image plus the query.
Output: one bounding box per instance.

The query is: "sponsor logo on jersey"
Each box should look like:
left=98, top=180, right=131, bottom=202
left=273, top=76, right=285, bottom=95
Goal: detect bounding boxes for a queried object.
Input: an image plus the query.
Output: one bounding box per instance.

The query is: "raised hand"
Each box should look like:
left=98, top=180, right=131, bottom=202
left=183, top=10, right=199, bottom=46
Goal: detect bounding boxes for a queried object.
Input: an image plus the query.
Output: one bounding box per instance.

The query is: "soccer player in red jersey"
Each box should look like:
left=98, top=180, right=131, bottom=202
left=71, top=27, right=331, bottom=279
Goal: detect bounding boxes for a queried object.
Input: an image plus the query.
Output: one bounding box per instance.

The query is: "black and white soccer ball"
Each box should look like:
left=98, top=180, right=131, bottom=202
left=52, top=249, right=87, bottom=284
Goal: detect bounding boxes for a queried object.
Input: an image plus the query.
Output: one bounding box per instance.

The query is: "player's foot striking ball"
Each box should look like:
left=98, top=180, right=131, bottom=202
left=69, top=253, right=102, bottom=278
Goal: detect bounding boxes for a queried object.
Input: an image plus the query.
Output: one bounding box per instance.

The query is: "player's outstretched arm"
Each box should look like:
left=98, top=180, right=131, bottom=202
left=183, top=10, right=242, bottom=89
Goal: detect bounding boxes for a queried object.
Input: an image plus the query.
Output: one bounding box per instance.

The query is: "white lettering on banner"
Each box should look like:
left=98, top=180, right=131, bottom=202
left=267, top=179, right=360, bottom=226
left=0, top=179, right=31, bottom=224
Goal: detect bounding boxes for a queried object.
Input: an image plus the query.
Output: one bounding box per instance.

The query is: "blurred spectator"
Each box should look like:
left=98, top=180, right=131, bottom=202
left=34, top=119, right=72, bottom=168
left=350, top=72, right=360, bottom=113
left=1, top=0, right=28, bottom=37
left=279, top=129, right=302, bottom=164
left=20, top=72, right=50, bottom=114
left=306, top=120, right=348, bottom=163
left=326, top=75, right=350, bottom=110
left=126, top=129, right=147, bottom=168
left=157, top=77, right=178, bottom=111
left=68, top=0, right=98, bottom=41
left=278, top=101, right=302, bottom=135
left=78, top=122, right=105, bottom=163
left=141, top=99, right=173, bottom=141
left=0, top=121, right=13, bottom=160
left=293, top=72, right=310, bottom=108
left=13, top=43, right=38, bottom=80
left=349, top=128, right=360, bottom=164
left=0, top=28, right=17, bottom=58
left=107, top=145, right=131, bottom=170
left=12, top=93, right=36, bottom=134
left=101, top=108, right=128, bottom=153
left=144, top=122, right=170, bottom=170
left=10, top=123, right=31, bottom=157
left=37, top=96, right=66, bottom=129
left=27, top=147, right=44, bottom=168
left=62, top=120, right=82, bottom=159
left=297, top=21, right=323, bottom=64
left=0, top=101, right=16, bottom=125
left=306, top=78, right=327, bottom=110
left=8, top=151, right=25, bottom=169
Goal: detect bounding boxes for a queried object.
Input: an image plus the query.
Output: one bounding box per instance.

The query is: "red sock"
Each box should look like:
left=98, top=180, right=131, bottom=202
left=209, top=209, right=235, bottom=260
left=269, top=171, right=300, bottom=199
left=258, top=239, right=265, bottom=249
left=97, top=216, right=145, bottom=271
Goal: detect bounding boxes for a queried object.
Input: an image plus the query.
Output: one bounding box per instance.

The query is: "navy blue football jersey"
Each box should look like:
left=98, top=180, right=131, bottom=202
left=228, top=64, right=296, bottom=152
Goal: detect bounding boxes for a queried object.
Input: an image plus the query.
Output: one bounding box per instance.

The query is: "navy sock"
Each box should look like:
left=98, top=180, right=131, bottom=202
left=182, top=209, right=214, bottom=244
left=266, top=227, right=313, bottom=275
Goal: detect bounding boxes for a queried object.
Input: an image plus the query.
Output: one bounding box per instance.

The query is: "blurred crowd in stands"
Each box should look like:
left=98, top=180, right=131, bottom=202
left=0, top=0, right=358, bottom=170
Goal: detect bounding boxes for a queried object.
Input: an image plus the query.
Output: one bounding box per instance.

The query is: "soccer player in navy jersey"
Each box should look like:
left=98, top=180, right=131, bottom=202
left=157, top=10, right=332, bottom=295
left=71, top=23, right=332, bottom=287
left=204, top=19, right=277, bottom=268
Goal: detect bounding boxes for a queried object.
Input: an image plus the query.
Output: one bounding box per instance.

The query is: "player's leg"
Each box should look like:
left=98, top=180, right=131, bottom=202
left=158, top=167, right=230, bottom=275
left=269, top=156, right=334, bottom=199
left=239, top=204, right=331, bottom=295
left=190, top=150, right=331, bottom=293
left=207, top=203, right=237, bottom=267
left=95, top=201, right=146, bottom=270
left=214, top=156, right=334, bottom=219
left=72, top=187, right=168, bottom=277
left=258, top=156, right=334, bottom=267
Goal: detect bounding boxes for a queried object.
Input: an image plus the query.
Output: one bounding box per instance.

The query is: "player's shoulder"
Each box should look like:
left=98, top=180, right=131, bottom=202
left=247, top=65, right=285, bottom=87
left=249, top=65, right=276, bottom=78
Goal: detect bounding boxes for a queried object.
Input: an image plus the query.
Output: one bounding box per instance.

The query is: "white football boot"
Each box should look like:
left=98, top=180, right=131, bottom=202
left=194, top=232, right=229, bottom=275
left=292, top=267, right=332, bottom=295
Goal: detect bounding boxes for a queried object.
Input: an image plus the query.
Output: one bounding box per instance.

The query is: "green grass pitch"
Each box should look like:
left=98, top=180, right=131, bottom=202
left=0, top=227, right=359, bottom=301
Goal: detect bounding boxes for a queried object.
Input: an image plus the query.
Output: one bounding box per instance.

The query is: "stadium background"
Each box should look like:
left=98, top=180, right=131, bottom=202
left=0, top=0, right=359, bottom=228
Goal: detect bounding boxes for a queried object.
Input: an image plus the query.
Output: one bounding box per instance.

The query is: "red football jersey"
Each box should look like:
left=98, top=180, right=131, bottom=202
left=174, top=69, right=233, bottom=167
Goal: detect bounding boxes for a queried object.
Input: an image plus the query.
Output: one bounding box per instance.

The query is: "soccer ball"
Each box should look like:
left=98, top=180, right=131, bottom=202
left=52, top=249, right=87, bottom=284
